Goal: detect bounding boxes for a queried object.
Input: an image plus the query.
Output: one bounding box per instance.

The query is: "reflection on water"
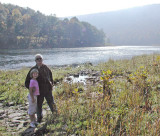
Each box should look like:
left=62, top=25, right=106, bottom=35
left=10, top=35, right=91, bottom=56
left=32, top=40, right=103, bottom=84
left=65, top=75, right=89, bottom=84
left=0, top=46, right=160, bottom=70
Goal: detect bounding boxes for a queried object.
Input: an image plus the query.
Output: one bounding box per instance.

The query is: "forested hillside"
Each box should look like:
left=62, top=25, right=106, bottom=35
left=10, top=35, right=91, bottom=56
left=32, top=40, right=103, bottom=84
left=77, top=4, right=160, bottom=45
left=0, top=3, right=105, bottom=49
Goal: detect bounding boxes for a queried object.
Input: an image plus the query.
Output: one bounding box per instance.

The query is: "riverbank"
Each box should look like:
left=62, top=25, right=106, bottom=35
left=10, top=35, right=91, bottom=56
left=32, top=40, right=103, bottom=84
left=1, top=46, right=160, bottom=70
left=0, top=54, right=160, bottom=135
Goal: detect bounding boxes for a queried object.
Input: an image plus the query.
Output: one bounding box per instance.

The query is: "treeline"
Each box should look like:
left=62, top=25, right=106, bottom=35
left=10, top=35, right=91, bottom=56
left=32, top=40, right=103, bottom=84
left=0, top=3, right=105, bottom=49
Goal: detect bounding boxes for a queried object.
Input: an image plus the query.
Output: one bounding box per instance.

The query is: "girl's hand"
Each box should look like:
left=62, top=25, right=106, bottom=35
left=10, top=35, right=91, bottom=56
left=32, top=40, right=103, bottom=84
left=32, top=87, right=36, bottom=92
left=32, top=98, right=35, bottom=103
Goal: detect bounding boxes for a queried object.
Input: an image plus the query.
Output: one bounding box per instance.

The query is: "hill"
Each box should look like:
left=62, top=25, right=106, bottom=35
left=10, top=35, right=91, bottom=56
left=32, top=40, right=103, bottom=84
left=0, top=3, right=105, bottom=49
left=77, top=4, right=160, bottom=45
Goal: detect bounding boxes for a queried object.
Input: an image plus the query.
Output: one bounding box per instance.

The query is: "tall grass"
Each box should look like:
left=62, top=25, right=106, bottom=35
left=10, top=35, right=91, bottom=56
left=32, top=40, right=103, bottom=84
left=0, top=54, right=160, bottom=135
left=49, top=54, right=160, bottom=135
left=0, top=69, right=28, bottom=105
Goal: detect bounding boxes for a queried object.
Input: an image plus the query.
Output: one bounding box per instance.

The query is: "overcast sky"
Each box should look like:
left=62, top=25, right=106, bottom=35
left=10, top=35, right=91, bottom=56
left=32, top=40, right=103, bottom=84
left=1, top=0, right=160, bottom=17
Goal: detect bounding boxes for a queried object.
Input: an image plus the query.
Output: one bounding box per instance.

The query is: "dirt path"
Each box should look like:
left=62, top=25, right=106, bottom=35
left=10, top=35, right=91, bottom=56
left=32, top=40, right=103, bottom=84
left=0, top=102, right=51, bottom=135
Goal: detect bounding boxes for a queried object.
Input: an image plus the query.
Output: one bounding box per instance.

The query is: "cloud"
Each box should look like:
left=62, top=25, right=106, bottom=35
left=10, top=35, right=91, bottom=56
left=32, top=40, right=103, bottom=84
left=1, top=0, right=160, bottom=17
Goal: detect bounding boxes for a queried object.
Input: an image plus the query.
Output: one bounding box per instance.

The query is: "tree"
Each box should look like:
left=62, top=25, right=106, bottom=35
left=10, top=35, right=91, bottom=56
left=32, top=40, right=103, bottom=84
left=0, top=3, right=105, bottom=49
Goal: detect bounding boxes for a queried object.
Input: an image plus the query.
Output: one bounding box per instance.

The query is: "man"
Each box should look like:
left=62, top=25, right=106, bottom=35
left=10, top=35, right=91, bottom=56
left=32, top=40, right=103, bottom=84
left=25, top=54, right=57, bottom=123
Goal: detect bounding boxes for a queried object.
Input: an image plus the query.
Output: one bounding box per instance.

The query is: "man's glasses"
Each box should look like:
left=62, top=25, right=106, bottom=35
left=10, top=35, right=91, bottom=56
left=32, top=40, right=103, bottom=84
left=36, top=58, right=42, bottom=61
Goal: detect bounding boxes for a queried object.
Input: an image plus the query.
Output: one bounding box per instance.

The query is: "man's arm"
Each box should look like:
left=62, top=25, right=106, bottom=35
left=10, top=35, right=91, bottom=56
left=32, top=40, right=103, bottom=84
left=45, top=65, right=53, bottom=85
left=25, top=66, right=37, bottom=89
left=46, top=66, right=54, bottom=88
left=49, top=69, right=53, bottom=85
left=25, top=69, right=32, bottom=89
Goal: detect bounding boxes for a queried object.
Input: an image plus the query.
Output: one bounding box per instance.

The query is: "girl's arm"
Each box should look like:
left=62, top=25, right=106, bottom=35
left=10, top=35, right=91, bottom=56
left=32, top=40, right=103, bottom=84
left=29, top=87, right=35, bottom=103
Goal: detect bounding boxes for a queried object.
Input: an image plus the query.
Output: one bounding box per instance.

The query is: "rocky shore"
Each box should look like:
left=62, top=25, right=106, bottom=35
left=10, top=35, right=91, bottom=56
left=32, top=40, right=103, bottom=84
left=0, top=54, right=160, bottom=135
left=0, top=69, right=102, bottom=135
left=0, top=100, right=52, bottom=135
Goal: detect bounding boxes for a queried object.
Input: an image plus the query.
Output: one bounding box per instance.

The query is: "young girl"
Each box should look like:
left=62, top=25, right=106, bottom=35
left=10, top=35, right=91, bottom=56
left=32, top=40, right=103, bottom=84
left=28, top=68, right=40, bottom=127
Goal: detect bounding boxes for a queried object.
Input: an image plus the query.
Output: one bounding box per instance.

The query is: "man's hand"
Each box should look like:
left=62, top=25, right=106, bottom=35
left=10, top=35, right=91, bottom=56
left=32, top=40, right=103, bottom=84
left=50, top=81, right=54, bottom=88
left=50, top=81, right=53, bottom=86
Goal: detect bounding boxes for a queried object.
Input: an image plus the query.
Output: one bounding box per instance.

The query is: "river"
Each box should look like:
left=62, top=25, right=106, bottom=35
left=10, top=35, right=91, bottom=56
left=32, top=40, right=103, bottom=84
left=0, top=46, right=160, bottom=70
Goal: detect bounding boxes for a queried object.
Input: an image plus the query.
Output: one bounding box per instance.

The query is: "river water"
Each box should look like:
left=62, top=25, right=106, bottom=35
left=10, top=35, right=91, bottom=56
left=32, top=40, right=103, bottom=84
left=0, top=46, right=160, bottom=70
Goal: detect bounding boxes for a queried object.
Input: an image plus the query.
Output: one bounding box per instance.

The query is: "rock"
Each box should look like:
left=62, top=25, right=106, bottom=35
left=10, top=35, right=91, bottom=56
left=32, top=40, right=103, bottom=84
left=14, top=107, right=19, bottom=110
left=4, top=118, right=9, bottom=122
left=92, top=71, right=101, bottom=76
left=71, top=63, right=79, bottom=67
left=84, top=62, right=93, bottom=66
left=89, top=92, right=103, bottom=99
left=19, top=107, right=28, bottom=110
left=25, top=102, right=29, bottom=106
left=23, top=121, right=28, bottom=127
left=66, top=77, right=72, bottom=81
left=78, top=88, right=83, bottom=93
left=157, top=84, right=160, bottom=90
left=0, top=114, right=6, bottom=119
left=9, top=124, right=17, bottom=127
left=21, top=127, right=36, bottom=136
left=80, top=70, right=88, bottom=76
left=12, top=116, right=23, bottom=120
left=7, top=109, right=15, bottom=114
left=0, top=110, right=5, bottom=115
left=8, top=102, right=15, bottom=106
left=73, top=74, right=79, bottom=78
left=17, top=123, right=24, bottom=130
left=8, top=113, right=22, bottom=118
left=126, top=71, right=132, bottom=74
left=11, top=132, right=17, bottom=135
left=12, top=119, right=23, bottom=123
left=86, top=77, right=96, bottom=84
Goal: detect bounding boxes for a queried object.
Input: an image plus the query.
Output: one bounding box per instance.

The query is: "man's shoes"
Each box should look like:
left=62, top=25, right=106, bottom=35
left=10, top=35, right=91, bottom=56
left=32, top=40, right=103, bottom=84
left=30, top=122, right=36, bottom=128
left=37, top=118, right=42, bottom=123
left=34, top=121, right=39, bottom=127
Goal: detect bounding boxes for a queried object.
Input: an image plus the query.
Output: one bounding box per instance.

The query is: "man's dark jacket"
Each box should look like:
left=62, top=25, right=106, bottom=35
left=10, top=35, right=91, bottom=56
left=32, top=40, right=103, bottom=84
left=25, top=64, right=53, bottom=94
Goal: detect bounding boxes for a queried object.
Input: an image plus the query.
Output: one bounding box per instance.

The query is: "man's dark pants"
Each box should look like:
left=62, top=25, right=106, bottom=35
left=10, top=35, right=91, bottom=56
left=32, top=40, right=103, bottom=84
left=37, top=84, right=55, bottom=121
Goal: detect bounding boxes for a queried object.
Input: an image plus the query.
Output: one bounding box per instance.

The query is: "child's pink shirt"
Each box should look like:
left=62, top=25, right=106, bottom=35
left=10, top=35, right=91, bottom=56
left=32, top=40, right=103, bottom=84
left=29, top=79, right=40, bottom=96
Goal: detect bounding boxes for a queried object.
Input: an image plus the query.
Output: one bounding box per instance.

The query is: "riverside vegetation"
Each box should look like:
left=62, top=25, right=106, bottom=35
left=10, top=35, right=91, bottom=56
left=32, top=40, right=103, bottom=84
left=0, top=54, right=160, bottom=135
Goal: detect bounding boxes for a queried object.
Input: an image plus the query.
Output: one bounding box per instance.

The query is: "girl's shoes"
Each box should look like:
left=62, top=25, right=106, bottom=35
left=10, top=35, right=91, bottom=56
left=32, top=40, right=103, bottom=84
left=30, top=122, right=36, bottom=128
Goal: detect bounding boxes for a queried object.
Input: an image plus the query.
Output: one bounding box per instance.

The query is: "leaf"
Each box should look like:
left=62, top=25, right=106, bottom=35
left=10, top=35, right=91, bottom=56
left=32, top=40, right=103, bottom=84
left=106, top=70, right=112, bottom=75
left=156, top=56, right=160, bottom=61
left=75, top=88, right=78, bottom=92
left=83, top=121, right=89, bottom=126
left=140, top=66, right=144, bottom=69
left=100, top=77, right=104, bottom=80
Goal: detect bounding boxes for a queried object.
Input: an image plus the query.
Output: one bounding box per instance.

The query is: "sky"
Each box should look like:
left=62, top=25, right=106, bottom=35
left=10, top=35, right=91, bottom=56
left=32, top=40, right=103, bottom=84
left=1, top=0, right=160, bottom=17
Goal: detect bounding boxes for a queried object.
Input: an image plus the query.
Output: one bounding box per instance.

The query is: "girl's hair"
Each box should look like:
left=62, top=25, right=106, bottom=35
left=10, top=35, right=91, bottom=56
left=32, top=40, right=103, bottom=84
left=30, top=68, right=39, bottom=78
